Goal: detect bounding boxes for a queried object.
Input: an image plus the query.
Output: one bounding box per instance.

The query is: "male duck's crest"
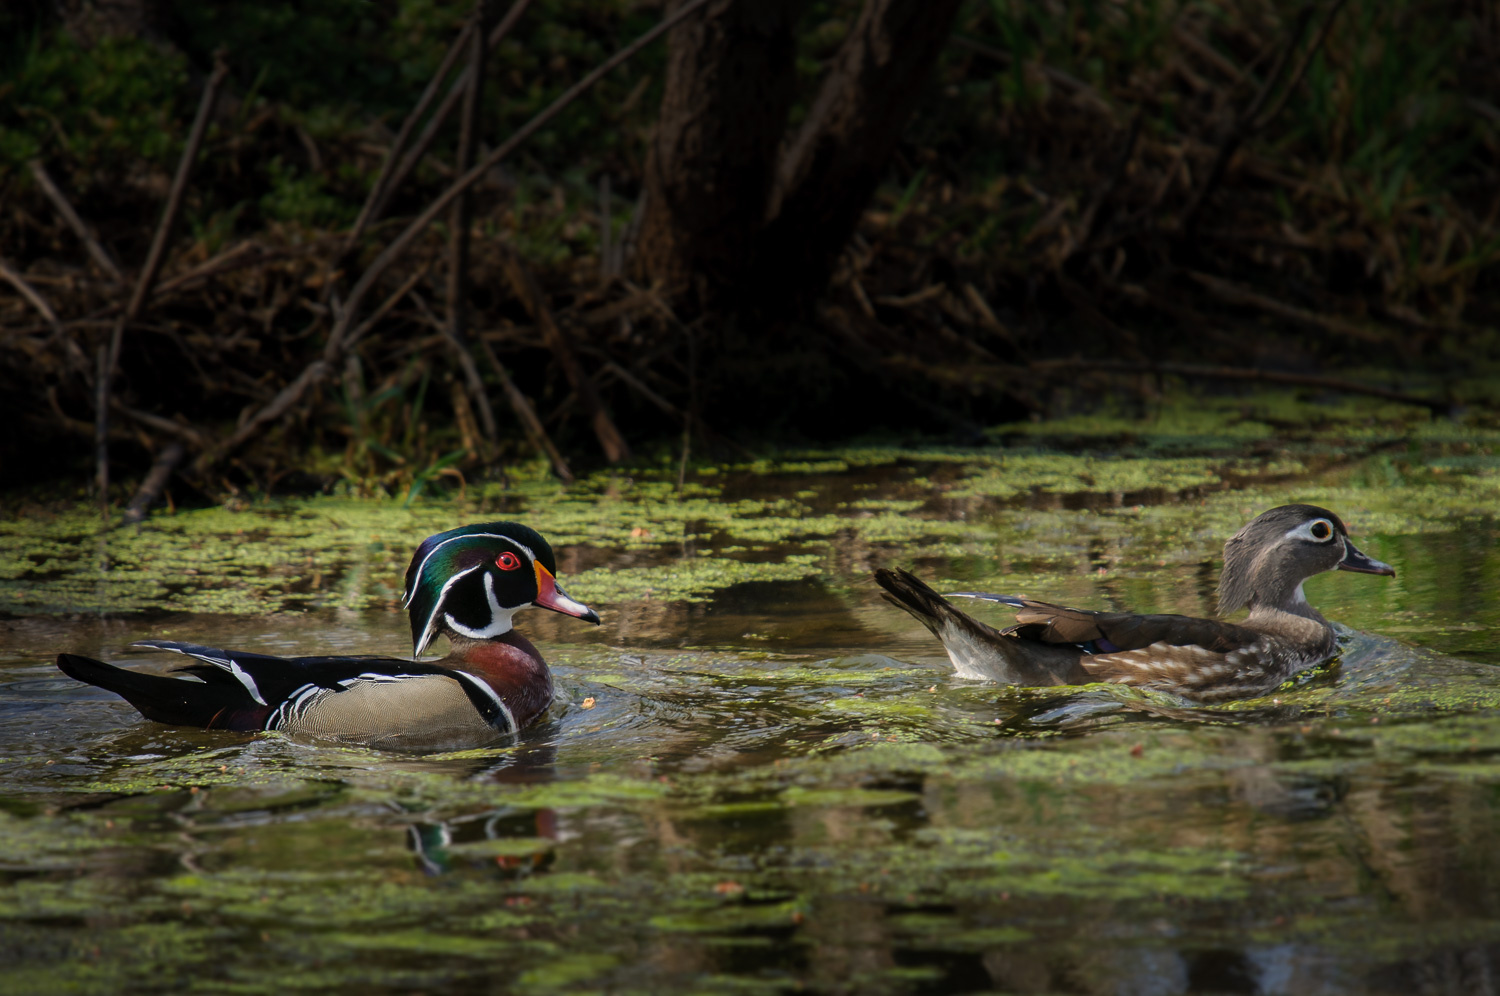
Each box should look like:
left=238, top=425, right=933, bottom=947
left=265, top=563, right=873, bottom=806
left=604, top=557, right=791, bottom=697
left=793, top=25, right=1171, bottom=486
left=403, top=521, right=599, bottom=657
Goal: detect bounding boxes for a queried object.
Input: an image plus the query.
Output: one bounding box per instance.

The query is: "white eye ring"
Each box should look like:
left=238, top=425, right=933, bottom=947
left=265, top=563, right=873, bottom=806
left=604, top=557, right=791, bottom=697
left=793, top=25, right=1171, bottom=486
left=1285, top=518, right=1337, bottom=543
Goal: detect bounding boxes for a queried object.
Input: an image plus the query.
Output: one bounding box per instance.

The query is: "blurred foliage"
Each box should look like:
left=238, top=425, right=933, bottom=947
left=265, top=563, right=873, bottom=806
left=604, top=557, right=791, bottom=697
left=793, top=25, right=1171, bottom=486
left=2, top=0, right=1491, bottom=267
left=0, top=0, right=666, bottom=227
left=935, top=0, right=1495, bottom=219
left=174, top=0, right=664, bottom=170
left=259, top=155, right=354, bottom=227
left=0, top=0, right=1495, bottom=492
left=172, top=0, right=465, bottom=115
left=0, top=32, right=189, bottom=173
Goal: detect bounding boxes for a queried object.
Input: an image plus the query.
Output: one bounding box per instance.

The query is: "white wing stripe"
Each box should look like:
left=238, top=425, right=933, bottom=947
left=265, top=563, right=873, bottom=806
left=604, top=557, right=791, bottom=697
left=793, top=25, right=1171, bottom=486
left=453, top=670, right=516, bottom=732
left=228, top=661, right=269, bottom=705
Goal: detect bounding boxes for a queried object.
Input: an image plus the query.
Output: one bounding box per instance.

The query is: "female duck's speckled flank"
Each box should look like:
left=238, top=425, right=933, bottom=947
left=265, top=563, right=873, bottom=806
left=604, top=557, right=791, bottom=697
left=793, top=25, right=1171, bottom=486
left=875, top=504, right=1395, bottom=702
left=57, top=522, right=599, bottom=751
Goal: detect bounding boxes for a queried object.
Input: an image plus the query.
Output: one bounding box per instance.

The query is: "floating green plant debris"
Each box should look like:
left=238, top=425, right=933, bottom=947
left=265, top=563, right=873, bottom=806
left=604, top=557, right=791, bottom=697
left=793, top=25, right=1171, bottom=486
left=781, top=786, right=921, bottom=808
left=568, top=554, right=824, bottom=604
left=0, top=810, right=117, bottom=872
left=5, top=390, right=1499, bottom=621
left=3, top=392, right=1500, bottom=993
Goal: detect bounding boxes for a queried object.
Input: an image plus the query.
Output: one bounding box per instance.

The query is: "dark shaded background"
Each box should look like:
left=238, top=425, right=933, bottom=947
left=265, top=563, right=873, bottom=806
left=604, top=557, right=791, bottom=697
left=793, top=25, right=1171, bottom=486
left=1, top=0, right=1495, bottom=502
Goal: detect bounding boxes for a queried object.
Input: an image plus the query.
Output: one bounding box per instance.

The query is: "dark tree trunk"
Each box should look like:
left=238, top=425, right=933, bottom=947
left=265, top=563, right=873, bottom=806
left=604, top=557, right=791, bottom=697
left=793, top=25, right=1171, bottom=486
left=633, top=0, right=808, bottom=302
left=636, top=0, right=962, bottom=312
left=633, top=0, right=967, bottom=433
left=755, top=0, right=964, bottom=303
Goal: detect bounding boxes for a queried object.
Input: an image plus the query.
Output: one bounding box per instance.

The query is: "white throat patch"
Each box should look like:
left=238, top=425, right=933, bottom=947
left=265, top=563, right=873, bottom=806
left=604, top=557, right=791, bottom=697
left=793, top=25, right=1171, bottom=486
left=442, top=572, right=518, bottom=643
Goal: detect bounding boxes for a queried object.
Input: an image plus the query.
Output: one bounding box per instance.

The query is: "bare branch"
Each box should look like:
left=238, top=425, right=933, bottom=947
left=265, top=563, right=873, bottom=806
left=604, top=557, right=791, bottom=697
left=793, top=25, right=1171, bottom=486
left=28, top=159, right=123, bottom=281
left=347, top=17, right=477, bottom=247
left=97, top=53, right=229, bottom=517
left=114, top=402, right=207, bottom=448
left=362, top=0, right=536, bottom=232
left=1180, top=4, right=1320, bottom=234
left=1186, top=271, right=1385, bottom=343
left=123, top=441, right=187, bottom=524
left=0, top=257, right=62, bottom=332
left=1253, top=0, right=1351, bottom=132
left=345, top=0, right=712, bottom=333
left=344, top=263, right=431, bottom=350
left=503, top=251, right=630, bottom=462
left=210, top=0, right=708, bottom=464
left=477, top=337, right=574, bottom=483
left=445, top=0, right=500, bottom=446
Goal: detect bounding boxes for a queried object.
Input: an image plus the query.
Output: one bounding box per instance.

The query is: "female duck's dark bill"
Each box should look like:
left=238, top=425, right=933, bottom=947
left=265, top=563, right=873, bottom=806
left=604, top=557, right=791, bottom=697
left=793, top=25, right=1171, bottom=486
left=534, top=562, right=600, bottom=624
left=1337, top=540, right=1396, bottom=576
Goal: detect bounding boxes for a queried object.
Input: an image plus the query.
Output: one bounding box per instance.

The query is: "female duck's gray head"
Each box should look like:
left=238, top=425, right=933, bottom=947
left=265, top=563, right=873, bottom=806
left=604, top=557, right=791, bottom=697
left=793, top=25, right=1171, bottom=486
left=402, top=522, right=599, bottom=656
left=1218, top=504, right=1394, bottom=614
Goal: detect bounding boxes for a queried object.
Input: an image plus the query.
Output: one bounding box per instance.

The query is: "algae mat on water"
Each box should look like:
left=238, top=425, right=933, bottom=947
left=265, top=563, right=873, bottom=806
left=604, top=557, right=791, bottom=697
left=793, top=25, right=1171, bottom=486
left=3, top=392, right=1500, bottom=994
left=3, top=392, right=1499, bottom=621
left=7, top=693, right=1500, bottom=994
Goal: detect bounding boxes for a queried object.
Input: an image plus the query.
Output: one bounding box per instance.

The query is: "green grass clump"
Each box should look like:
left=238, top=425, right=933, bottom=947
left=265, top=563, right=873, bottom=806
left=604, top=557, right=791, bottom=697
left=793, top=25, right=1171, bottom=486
left=0, top=32, right=189, bottom=172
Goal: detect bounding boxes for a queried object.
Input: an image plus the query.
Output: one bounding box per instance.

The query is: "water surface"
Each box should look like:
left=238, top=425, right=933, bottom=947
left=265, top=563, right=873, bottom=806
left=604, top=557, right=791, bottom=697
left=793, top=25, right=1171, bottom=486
left=3, top=396, right=1499, bottom=994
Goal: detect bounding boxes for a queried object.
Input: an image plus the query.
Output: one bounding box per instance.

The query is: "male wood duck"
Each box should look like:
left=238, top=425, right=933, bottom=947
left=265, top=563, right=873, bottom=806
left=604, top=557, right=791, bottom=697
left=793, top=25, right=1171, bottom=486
left=56, top=521, right=599, bottom=751
left=875, top=504, right=1394, bottom=702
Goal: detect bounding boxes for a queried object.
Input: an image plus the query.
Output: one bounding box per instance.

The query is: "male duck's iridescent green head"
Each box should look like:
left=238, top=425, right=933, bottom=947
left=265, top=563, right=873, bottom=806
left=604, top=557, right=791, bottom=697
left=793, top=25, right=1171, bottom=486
left=402, top=522, right=599, bottom=656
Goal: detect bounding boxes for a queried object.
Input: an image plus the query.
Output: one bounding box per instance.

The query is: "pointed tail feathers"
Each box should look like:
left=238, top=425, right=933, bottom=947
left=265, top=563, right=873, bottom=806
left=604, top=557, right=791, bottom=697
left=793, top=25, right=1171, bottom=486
left=872, top=568, right=1084, bottom=684
left=56, top=654, right=269, bottom=730
left=873, top=568, right=989, bottom=637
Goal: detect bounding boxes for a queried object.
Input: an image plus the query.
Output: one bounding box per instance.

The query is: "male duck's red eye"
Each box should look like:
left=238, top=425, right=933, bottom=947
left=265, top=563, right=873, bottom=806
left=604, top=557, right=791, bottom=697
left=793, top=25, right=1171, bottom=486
left=496, top=552, right=522, bottom=571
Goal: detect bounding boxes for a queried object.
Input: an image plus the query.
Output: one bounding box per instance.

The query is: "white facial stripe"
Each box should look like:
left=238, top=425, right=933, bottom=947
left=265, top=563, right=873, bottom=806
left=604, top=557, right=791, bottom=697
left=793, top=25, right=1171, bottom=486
left=442, top=571, right=517, bottom=641
left=403, top=533, right=533, bottom=607
left=443, top=608, right=516, bottom=640
left=414, top=563, right=481, bottom=656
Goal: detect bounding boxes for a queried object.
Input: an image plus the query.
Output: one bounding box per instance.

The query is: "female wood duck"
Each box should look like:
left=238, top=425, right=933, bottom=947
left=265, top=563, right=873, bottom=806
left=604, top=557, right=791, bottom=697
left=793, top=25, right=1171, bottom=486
left=56, top=521, right=599, bottom=751
left=875, top=504, right=1394, bottom=702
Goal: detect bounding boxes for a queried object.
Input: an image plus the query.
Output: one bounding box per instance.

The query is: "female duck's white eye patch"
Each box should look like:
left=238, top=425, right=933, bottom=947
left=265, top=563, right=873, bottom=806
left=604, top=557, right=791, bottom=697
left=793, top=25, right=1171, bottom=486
left=1284, top=518, right=1337, bottom=543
